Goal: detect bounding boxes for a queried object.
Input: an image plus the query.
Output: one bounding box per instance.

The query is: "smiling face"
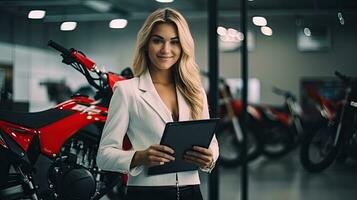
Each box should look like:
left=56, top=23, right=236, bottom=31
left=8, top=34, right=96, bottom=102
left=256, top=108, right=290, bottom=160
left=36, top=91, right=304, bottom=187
left=147, top=22, right=182, bottom=72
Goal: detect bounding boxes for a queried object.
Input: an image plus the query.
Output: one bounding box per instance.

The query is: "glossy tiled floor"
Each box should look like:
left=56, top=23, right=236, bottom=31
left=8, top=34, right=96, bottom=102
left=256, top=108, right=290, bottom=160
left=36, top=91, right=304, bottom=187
left=102, top=149, right=357, bottom=200
left=200, top=149, right=357, bottom=200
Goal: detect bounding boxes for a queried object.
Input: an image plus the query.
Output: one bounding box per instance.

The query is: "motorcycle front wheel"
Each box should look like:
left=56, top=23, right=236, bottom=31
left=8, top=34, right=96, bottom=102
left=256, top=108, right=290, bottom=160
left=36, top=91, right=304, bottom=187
left=261, top=124, right=295, bottom=158
left=216, top=121, right=262, bottom=168
left=300, top=122, right=340, bottom=173
left=346, top=128, right=357, bottom=160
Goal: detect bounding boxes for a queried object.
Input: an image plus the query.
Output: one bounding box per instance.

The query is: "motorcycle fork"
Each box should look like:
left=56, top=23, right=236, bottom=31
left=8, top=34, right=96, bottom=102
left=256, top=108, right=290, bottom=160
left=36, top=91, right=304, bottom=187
left=333, top=86, right=354, bottom=146
left=338, top=103, right=357, bottom=146
left=17, top=166, right=39, bottom=200
left=232, top=116, right=244, bottom=142
left=286, top=98, right=304, bottom=138
left=219, top=83, right=244, bottom=142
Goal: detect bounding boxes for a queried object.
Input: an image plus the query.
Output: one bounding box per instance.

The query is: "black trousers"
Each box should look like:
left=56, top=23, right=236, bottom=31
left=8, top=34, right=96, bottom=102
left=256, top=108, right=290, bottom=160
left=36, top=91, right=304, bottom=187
left=124, top=185, right=203, bottom=200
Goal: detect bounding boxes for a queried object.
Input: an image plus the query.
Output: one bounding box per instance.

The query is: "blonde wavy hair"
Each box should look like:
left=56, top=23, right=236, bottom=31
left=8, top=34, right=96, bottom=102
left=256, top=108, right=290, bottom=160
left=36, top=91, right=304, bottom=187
left=132, top=7, right=204, bottom=119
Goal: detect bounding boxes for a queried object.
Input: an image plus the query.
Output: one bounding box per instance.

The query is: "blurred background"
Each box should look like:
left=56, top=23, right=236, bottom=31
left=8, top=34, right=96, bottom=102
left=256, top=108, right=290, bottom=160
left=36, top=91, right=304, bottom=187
left=0, top=0, right=356, bottom=200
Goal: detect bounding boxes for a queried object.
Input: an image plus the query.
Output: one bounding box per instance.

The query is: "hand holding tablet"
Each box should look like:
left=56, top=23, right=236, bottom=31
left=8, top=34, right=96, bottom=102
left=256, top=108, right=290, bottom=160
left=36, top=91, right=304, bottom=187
left=148, top=118, right=219, bottom=175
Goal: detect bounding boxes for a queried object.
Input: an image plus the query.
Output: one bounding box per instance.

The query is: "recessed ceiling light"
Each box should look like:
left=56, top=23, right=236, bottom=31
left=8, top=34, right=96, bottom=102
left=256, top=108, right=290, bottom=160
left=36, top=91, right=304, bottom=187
left=109, top=19, right=128, bottom=29
left=227, top=28, right=238, bottom=37
left=28, top=10, right=46, bottom=19
left=261, top=26, right=273, bottom=36
left=303, top=27, right=311, bottom=36
left=337, top=12, right=345, bottom=25
left=237, top=32, right=244, bottom=41
left=252, top=16, right=267, bottom=26
left=156, top=0, right=174, bottom=3
left=60, top=22, right=77, bottom=31
left=217, top=26, right=227, bottom=36
left=84, top=0, right=112, bottom=12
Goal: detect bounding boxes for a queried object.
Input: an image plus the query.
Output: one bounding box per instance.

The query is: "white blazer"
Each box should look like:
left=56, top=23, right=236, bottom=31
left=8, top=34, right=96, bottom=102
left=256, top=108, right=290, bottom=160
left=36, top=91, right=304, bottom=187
left=97, top=69, right=219, bottom=186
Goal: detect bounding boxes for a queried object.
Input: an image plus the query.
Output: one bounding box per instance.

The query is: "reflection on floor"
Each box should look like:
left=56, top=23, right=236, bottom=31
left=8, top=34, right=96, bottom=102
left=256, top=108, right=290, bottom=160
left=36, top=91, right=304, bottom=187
left=200, top=149, right=357, bottom=200
left=100, top=149, right=357, bottom=200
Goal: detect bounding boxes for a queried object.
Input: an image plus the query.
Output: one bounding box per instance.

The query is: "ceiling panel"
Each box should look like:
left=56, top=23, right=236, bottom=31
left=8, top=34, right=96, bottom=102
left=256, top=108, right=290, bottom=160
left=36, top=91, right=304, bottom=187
left=0, top=0, right=356, bottom=21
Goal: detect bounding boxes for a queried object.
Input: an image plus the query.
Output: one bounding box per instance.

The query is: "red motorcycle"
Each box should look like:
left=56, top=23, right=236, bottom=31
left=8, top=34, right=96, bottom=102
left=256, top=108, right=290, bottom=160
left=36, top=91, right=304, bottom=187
left=215, top=78, right=263, bottom=168
left=0, top=40, right=131, bottom=200
left=257, top=87, right=306, bottom=158
left=300, top=71, right=357, bottom=172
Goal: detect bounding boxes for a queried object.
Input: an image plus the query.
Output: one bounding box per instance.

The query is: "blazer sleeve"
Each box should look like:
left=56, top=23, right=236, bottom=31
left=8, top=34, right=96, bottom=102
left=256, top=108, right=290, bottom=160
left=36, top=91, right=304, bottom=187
left=202, top=89, right=220, bottom=163
left=96, top=83, right=140, bottom=175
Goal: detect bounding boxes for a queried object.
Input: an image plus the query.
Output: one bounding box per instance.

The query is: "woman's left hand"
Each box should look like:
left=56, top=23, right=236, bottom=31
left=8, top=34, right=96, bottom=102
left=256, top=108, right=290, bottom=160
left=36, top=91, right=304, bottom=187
left=184, top=146, right=214, bottom=169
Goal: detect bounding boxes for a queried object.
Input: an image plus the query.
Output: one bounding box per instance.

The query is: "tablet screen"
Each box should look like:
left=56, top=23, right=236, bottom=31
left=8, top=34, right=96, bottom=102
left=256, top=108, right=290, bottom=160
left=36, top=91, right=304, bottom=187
left=148, top=118, right=219, bottom=175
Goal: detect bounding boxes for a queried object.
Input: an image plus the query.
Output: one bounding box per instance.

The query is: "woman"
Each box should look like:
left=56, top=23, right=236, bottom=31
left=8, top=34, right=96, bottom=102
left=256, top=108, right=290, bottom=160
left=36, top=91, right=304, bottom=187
left=97, top=7, right=219, bottom=200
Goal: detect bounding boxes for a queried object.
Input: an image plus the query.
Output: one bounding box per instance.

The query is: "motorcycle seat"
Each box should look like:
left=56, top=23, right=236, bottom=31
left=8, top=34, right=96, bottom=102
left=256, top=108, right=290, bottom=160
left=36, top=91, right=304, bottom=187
left=0, top=109, right=74, bottom=129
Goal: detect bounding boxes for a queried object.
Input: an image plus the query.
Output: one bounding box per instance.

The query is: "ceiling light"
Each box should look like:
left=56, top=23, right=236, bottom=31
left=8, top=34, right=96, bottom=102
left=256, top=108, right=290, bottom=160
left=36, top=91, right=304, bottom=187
left=109, top=19, right=128, bottom=29
left=227, top=28, right=238, bottom=37
left=303, top=27, right=311, bottom=36
left=217, top=26, right=227, bottom=36
left=337, top=12, right=345, bottom=25
left=156, top=0, right=174, bottom=3
left=84, top=0, right=112, bottom=12
left=261, top=26, right=273, bottom=36
left=252, top=16, right=267, bottom=26
left=236, top=32, right=244, bottom=41
left=28, top=10, right=46, bottom=19
left=60, top=22, right=77, bottom=31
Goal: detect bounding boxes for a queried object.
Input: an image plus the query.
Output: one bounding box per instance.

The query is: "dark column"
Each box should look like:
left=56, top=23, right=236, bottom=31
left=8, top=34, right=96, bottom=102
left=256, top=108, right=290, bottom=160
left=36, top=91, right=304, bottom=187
left=240, top=0, right=249, bottom=200
left=208, top=0, right=219, bottom=200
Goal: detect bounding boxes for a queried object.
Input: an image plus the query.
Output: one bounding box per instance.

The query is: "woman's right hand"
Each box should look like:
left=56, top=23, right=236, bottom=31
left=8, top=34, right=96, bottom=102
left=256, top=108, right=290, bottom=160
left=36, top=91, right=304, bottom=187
left=130, top=144, right=175, bottom=168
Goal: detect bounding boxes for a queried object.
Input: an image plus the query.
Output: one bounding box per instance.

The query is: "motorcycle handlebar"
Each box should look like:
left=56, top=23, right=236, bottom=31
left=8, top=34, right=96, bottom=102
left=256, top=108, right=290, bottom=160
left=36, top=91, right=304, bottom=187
left=272, top=87, right=296, bottom=100
left=48, top=40, right=104, bottom=91
left=48, top=40, right=71, bottom=55
left=48, top=40, right=96, bottom=71
left=334, top=70, right=351, bottom=85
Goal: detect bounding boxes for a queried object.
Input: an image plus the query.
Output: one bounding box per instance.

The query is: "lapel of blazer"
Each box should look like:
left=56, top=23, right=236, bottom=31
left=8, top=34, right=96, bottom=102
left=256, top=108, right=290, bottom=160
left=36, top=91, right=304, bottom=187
left=138, top=70, right=172, bottom=123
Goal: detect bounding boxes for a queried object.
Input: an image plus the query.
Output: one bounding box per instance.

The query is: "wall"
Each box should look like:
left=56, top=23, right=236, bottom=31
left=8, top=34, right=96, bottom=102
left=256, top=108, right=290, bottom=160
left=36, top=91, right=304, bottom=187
left=0, top=12, right=356, bottom=111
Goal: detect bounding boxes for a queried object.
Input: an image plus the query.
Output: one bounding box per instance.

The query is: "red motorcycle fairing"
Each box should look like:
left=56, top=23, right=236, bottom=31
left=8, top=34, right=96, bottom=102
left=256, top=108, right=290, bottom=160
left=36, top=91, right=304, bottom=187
left=306, top=87, right=336, bottom=121
left=230, top=100, right=263, bottom=122
left=0, top=96, right=108, bottom=159
left=0, top=127, right=35, bottom=168
left=39, top=97, right=108, bottom=157
left=0, top=121, right=37, bottom=152
left=268, top=108, right=291, bottom=126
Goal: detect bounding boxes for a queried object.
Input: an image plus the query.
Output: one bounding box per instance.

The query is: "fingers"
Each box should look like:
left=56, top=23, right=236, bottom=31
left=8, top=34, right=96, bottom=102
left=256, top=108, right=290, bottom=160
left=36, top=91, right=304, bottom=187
left=185, top=151, right=211, bottom=163
left=149, top=145, right=175, bottom=161
left=143, top=145, right=175, bottom=167
left=147, top=149, right=175, bottom=161
left=147, top=155, right=172, bottom=165
left=184, top=154, right=209, bottom=167
left=151, top=144, right=175, bottom=154
left=192, top=146, right=213, bottom=157
left=143, top=145, right=213, bottom=168
left=184, top=146, right=213, bottom=168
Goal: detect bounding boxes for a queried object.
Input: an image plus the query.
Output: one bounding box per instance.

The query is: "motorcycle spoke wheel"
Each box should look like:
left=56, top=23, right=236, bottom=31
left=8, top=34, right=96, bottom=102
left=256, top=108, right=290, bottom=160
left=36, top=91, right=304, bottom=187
left=262, top=125, right=294, bottom=158
left=217, top=122, right=262, bottom=168
left=300, top=123, right=339, bottom=173
left=217, top=126, right=241, bottom=162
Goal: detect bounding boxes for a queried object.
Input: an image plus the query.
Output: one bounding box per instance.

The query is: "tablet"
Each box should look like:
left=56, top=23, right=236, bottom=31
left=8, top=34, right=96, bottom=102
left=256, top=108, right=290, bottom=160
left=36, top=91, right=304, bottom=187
left=148, top=118, right=220, bottom=175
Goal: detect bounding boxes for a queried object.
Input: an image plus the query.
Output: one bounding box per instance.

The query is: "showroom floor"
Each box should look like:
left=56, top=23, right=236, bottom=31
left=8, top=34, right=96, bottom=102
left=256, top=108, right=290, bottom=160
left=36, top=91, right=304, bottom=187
left=101, top=149, right=357, bottom=200
left=200, top=149, right=357, bottom=200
